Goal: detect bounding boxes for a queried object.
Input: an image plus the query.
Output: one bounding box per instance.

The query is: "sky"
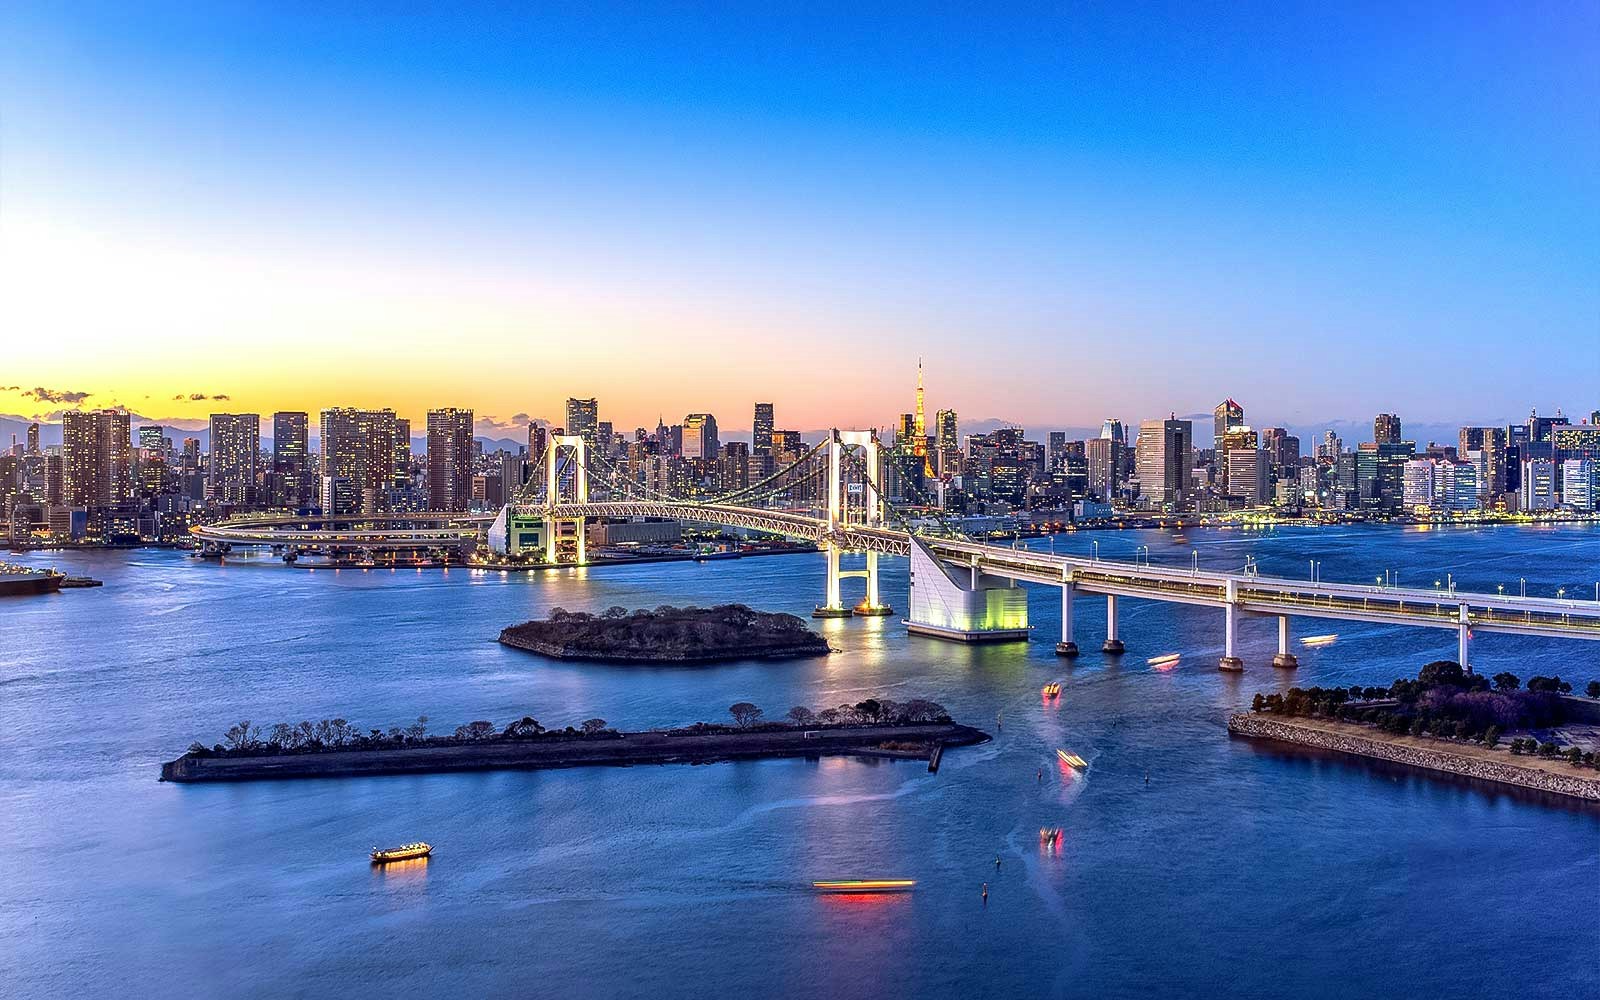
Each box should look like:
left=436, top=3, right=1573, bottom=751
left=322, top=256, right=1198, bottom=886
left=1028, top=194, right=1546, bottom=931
left=2, top=2, right=1597, bottom=438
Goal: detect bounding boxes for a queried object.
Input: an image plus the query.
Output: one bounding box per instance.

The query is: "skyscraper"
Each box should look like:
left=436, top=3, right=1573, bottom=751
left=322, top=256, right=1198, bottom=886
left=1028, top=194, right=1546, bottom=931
left=565, top=398, right=599, bottom=453
left=1213, top=399, right=1243, bottom=450
left=1136, top=416, right=1193, bottom=507
left=138, top=425, right=165, bottom=453
left=1374, top=413, right=1402, bottom=444
left=426, top=407, right=475, bottom=511
left=1100, top=418, right=1125, bottom=445
left=1048, top=431, right=1068, bottom=474
left=681, top=413, right=718, bottom=460
left=935, top=409, right=959, bottom=478
left=62, top=409, right=132, bottom=509
left=527, top=422, right=547, bottom=467
left=913, top=361, right=932, bottom=476
left=207, top=413, right=261, bottom=505
left=752, top=402, right=774, bottom=456
left=1226, top=448, right=1270, bottom=506
left=272, top=412, right=311, bottom=509
left=320, top=407, right=403, bottom=515
left=1458, top=426, right=1507, bottom=498
left=1085, top=437, right=1121, bottom=500
left=25, top=422, right=39, bottom=455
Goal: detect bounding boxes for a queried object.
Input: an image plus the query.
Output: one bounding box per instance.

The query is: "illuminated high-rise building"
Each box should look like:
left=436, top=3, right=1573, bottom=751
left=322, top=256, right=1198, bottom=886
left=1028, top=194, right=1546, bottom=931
left=1085, top=437, right=1121, bottom=500
left=26, top=422, right=40, bottom=455
left=271, top=412, right=312, bottom=509
left=207, top=413, right=261, bottom=505
left=1226, top=448, right=1270, bottom=506
left=913, top=360, right=932, bottom=476
left=139, top=425, right=165, bottom=454
left=319, top=407, right=403, bottom=515
left=426, top=407, right=475, bottom=511
left=935, top=409, right=959, bottom=478
left=1374, top=413, right=1402, bottom=444
left=1100, top=418, right=1125, bottom=445
left=1213, top=399, right=1243, bottom=450
left=62, top=409, right=131, bottom=509
left=565, top=398, right=599, bottom=453
left=1458, top=426, right=1507, bottom=498
left=1521, top=459, right=1557, bottom=511
left=527, top=423, right=547, bottom=465
left=1136, top=416, right=1193, bottom=507
left=752, top=403, right=774, bottom=456
left=681, top=413, right=719, bottom=460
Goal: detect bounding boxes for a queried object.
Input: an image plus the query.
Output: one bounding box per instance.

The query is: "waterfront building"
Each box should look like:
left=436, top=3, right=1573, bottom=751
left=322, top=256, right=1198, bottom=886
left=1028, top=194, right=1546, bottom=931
left=1217, top=426, right=1258, bottom=494
left=565, top=398, right=600, bottom=453
left=681, top=413, right=718, bottom=460
left=270, top=412, right=311, bottom=509
left=1136, top=416, right=1193, bottom=508
left=1525, top=409, right=1569, bottom=460
left=206, top=414, right=260, bottom=506
left=752, top=403, right=774, bottom=456
left=1458, top=426, right=1508, bottom=498
left=1521, top=459, right=1557, bottom=512
left=1402, top=459, right=1436, bottom=509
left=1561, top=459, right=1595, bottom=511
left=1225, top=448, right=1270, bottom=506
left=319, top=407, right=404, bottom=515
left=62, top=409, right=131, bottom=510
left=426, top=408, right=475, bottom=511
left=1552, top=424, right=1600, bottom=462
left=1212, top=399, right=1243, bottom=451
left=1374, top=413, right=1402, bottom=444
left=1085, top=437, right=1120, bottom=501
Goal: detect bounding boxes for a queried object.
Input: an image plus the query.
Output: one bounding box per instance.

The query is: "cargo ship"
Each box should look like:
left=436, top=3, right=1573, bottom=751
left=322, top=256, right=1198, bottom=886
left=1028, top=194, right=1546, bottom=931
left=0, top=563, right=64, bottom=596
left=370, top=842, right=432, bottom=863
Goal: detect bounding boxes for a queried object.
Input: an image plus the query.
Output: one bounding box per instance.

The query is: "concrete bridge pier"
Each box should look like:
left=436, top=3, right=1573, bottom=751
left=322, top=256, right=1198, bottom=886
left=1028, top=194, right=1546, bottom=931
left=1272, top=615, right=1298, bottom=668
left=1101, top=594, right=1124, bottom=654
left=853, top=550, right=895, bottom=616
left=1055, top=579, right=1079, bottom=657
left=1219, top=580, right=1244, bottom=671
left=814, top=543, right=852, bottom=618
left=1458, top=605, right=1470, bottom=669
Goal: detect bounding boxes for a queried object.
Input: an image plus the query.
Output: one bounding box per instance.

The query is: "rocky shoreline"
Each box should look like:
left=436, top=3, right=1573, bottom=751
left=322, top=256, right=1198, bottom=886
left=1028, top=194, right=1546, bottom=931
left=160, top=722, right=990, bottom=783
left=1228, top=713, right=1600, bottom=802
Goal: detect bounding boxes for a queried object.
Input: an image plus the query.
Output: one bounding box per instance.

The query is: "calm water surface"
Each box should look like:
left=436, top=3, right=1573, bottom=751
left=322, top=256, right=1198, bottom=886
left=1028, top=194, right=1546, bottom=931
left=3, top=524, right=1597, bottom=999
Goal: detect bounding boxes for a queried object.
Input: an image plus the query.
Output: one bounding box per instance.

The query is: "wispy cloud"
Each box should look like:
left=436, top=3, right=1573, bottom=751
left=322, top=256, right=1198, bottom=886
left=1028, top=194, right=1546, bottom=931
left=174, top=392, right=231, bottom=401
left=23, top=386, right=91, bottom=404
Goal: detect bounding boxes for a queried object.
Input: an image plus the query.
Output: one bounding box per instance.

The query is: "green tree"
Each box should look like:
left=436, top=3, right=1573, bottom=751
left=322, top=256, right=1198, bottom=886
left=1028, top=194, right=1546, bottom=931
left=1251, top=693, right=1266, bottom=713
left=1492, top=672, right=1520, bottom=692
left=1482, top=726, right=1500, bottom=749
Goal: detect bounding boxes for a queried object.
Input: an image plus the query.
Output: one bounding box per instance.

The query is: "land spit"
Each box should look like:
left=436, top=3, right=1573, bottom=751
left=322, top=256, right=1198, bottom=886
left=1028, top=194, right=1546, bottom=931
left=498, top=603, right=832, bottom=663
left=160, top=723, right=990, bottom=783
left=1228, top=713, right=1600, bottom=802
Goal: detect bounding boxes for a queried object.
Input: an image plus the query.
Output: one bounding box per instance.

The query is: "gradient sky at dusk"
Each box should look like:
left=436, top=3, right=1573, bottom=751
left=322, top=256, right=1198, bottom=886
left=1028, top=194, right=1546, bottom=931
left=3, top=3, right=1597, bottom=434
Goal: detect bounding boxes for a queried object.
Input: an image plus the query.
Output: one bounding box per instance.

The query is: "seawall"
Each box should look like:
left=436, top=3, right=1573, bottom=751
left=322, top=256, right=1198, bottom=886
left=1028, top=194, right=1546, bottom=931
left=1228, top=713, right=1600, bottom=802
left=161, top=723, right=989, bottom=783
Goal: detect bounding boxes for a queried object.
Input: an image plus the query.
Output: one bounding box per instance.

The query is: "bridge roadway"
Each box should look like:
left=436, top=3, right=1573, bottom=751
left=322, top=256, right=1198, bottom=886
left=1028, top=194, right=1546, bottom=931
left=192, top=502, right=1600, bottom=645
left=547, top=500, right=1600, bottom=642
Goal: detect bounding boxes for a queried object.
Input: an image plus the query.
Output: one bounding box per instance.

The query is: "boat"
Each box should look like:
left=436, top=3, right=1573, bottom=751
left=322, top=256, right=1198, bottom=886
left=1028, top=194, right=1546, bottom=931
left=1147, top=653, right=1181, bottom=668
left=1302, top=634, right=1338, bottom=647
left=811, top=879, right=916, bottom=893
left=371, top=842, right=432, bottom=863
left=1056, top=749, right=1087, bottom=769
left=1041, top=682, right=1062, bottom=699
left=0, top=563, right=64, bottom=596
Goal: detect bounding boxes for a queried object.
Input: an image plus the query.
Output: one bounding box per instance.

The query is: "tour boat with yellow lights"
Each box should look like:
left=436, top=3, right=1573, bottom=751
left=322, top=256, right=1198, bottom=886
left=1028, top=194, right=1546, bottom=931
left=811, top=879, right=916, bottom=893
left=1056, top=749, right=1087, bottom=769
left=1302, top=634, right=1338, bottom=647
left=371, top=842, right=432, bottom=864
left=1041, top=682, right=1061, bottom=699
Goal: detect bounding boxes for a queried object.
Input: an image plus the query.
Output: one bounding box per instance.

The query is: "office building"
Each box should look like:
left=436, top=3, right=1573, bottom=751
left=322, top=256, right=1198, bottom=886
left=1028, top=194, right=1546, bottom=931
left=426, top=407, right=475, bottom=511
left=1085, top=437, right=1121, bottom=501
left=1521, top=459, right=1557, bottom=512
left=935, top=409, right=959, bottom=478
left=1561, top=459, right=1595, bottom=511
left=1458, top=426, right=1508, bottom=498
left=1374, top=413, right=1402, bottom=444
left=1136, top=417, right=1193, bottom=508
left=271, top=412, right=311, bottom=509
left=207, top=413, right=261, bottom=505
left=565, top=398, right=600, bottom=453
left=1226, top=448, right=1270, bottom=506
left=26, top=422, right=40, bottom=455
left=682, top=413, right=719, bottom=460
left=1213, top=399, right=1243, bottom=450
left=527, top=423, right=547, bottom=466
left=752, top=403, right=774, bottom=456
left=62, top=409, right=131, bottom=509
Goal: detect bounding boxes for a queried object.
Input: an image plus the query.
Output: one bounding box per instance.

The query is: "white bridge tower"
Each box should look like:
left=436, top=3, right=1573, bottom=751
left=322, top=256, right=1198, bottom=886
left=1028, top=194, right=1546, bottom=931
left=814, top=429, right=894, bottom=618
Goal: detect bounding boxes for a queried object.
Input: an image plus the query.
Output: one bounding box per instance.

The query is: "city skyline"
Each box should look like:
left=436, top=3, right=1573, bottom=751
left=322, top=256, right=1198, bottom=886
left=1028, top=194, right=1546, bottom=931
left=4, top=4, right=1598, bottom=428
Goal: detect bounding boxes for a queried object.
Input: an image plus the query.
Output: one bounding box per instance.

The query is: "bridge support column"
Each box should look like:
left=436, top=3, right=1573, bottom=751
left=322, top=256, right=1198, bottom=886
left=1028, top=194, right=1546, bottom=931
left=854, top=549, right=894, bottom=616
left=1458, top=604, right=1470, bottom=670
left=1056, top=580, right=1078, bottom=657
left=1219, top=579, right=1244, bottom=671
left=1272, top=615, right=1298, bottom=668
left=814, top=543, right=851, bottom=618
left=1101, top=594, right=1124, bottom=654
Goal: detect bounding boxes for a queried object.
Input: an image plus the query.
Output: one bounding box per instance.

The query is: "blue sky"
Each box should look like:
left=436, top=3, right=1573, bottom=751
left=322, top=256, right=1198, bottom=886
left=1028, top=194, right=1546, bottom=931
left=2, top=2, right=1596, bottom=432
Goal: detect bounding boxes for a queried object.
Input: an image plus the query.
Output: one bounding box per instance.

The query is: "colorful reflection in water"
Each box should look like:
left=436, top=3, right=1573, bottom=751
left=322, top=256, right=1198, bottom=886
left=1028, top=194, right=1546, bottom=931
left=1038, top=828, right=1064, bottom=856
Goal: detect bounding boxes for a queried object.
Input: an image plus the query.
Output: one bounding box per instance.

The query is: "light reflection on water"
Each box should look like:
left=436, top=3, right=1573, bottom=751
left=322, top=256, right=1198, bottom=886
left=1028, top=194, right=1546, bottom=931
left=1, top=523, right=1596, bottom=1000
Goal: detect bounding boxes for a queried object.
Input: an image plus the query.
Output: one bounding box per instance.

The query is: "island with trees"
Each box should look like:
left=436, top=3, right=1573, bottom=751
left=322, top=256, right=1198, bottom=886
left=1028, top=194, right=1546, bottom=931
left=160, top=697, right=986, bottom=783
left=1229, top=661, right=1600, bottom=801
left=498, top=604, right=832, bottom=663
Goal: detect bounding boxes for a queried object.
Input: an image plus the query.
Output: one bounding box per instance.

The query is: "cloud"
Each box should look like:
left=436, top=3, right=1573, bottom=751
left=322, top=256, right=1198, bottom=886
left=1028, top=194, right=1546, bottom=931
left=23, top=386, right=91, bottom=404
left=174, top=392, right=231, bottom=401
left=511, top=412, right=531, bottom=423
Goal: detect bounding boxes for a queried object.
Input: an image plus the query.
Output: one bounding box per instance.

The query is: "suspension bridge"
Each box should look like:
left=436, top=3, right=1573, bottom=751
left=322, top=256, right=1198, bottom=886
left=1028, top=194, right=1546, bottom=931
left=193, top=429, right=1600, bottom=670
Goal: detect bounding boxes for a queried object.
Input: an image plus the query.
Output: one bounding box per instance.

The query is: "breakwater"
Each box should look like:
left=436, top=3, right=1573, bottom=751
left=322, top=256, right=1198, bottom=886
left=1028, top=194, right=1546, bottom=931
left=1228, top=713, right=1600, bottom=802
left=160, top=722, right=989, bottom=783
